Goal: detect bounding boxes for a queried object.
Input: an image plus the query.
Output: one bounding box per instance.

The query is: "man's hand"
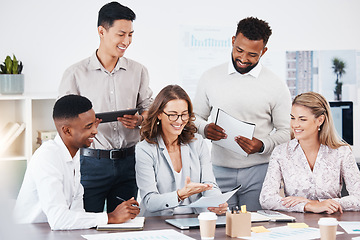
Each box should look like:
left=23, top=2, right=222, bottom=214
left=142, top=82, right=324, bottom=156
left=107, top=197, right=140, bottom=223
left=177, top=176, right=213, bottom=200
left=234, top=136, right=263, bottom=154
left=204, top=123, right=227, bottom=141
left=118, top=114, right=143, bottom=129
left=304, top=199, right=343, bottom=214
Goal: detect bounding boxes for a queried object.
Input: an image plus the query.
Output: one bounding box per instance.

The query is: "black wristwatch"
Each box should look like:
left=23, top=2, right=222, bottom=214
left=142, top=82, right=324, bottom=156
left=259, top=143, right=264, bottom=153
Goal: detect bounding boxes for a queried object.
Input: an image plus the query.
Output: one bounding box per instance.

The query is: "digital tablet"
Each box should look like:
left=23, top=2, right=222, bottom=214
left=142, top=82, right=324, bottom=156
left=95, top=108, right=139, bottom=123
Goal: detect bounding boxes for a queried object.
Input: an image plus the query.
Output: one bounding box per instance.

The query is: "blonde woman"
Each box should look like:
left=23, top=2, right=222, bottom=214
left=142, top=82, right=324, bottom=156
left=260, top=92, right=360, bottom=214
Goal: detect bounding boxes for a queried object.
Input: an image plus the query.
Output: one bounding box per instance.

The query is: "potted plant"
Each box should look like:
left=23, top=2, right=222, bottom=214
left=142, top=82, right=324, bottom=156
left=0, top=54, right=24, bottom=94
left=332, top=57, right=346, bottom=101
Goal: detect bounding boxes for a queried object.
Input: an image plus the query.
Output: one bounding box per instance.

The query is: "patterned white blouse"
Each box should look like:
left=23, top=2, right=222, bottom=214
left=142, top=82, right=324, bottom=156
left=260, top=139, right=360, bottom=212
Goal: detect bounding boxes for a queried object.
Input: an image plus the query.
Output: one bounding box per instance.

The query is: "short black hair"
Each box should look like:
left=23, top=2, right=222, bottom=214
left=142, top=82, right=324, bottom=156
left=98, top=2, right=136, bottom=29
left=235, top=17, right=272, bottom=46
left=53, top=95, right=92, bottom=120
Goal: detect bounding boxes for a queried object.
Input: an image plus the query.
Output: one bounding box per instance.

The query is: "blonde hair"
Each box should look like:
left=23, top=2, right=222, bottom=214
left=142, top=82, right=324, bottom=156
left=292, top=92, right=347, bottom=149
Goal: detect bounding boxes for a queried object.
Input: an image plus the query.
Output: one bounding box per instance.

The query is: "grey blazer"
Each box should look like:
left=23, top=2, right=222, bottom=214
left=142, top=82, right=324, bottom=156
left=135, top=133, right=222, bottom=216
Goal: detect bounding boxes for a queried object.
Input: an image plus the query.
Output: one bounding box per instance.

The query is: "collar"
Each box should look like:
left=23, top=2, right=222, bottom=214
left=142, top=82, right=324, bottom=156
left=88, top=51, right=127, bottom=73
left=157, top=135, right=166, bottom=150
left=288, top=138, right=326, bottom=153
left=228, top=59, right=262, bottom=78
left=288, top=138, right=301, bottom=152
left=54, top=134, right=79, bottom=163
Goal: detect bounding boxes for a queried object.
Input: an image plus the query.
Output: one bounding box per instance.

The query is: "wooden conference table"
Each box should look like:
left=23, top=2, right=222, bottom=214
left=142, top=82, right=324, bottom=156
left=17, top=211, right=360, bottom=240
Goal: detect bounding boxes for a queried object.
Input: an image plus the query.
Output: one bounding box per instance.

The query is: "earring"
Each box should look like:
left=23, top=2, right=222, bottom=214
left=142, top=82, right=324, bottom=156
left=157, top=120, right=160, bottom=125
left=318, top=126, right=321, bottom=131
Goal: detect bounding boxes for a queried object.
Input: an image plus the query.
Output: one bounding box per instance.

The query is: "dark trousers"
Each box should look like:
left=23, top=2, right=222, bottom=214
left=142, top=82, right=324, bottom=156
left=80, top=151, right=137, bottom=213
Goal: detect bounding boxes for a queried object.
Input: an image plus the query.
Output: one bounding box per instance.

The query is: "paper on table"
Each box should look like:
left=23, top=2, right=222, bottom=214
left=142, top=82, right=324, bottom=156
left=180, top=184, right=241, bottom=208
left=240, top=226, right=343, bottom=240
left=338, top=221, right=360, bottom=234
left=96, top=217, right=145, bottom=230
left=287, top=223, right=308, bottom=228
left=251, top=226, right=270, bottom=233
left=213, top=108, right=255, bottom=157
left=82, top=229, right=195, bottom=240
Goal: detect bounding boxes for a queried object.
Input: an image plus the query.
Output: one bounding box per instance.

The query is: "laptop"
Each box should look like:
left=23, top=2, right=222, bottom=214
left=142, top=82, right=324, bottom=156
left=165, top=212, right=278, bottom=230
left=165, top=216, right=227, bottom=230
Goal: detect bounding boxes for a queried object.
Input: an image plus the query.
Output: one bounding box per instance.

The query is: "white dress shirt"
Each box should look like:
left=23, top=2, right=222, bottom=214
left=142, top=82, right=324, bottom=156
left=13, top=135, right=108, bottom=230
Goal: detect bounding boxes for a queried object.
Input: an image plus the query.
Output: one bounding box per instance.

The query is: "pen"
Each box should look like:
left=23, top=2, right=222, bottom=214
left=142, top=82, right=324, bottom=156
left=270, top=219, right=296, bottom=222
left=116, top=196, right=140, bottom=209
left=235, top=206, right=239, bottom=214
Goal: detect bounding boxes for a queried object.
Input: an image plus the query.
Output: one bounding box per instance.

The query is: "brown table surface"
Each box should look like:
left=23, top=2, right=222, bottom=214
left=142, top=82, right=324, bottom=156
left=16, top=211, right=360, bottom=240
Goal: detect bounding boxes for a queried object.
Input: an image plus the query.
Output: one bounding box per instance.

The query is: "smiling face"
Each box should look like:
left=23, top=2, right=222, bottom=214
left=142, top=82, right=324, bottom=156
left=98, top=19, right=133, bottom=59
left=290, top=104, right=324, bottom=143
left=158, top=99, right=189, bottom=141
left=69, top=109, right=98, bottom=149
left=231, top=32, right=267, bottom=74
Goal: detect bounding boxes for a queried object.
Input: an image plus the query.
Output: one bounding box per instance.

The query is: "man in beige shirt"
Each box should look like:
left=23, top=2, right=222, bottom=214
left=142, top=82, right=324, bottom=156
left=59, top=2, right=152, bottom=213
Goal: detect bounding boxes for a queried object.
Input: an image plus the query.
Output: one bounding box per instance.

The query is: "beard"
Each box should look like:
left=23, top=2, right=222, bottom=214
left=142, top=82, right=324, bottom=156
left=231, top=54, right=259, bottom=74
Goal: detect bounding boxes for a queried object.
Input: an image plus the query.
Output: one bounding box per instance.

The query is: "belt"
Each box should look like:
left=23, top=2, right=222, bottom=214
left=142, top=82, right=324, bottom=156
left=80, top=146, right=135, bottom=160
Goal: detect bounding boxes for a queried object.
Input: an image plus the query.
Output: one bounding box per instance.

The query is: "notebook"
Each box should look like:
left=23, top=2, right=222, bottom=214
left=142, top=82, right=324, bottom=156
left=165, top=212, right=273, bottom=230
left=96, top=217, right=145, bottom=231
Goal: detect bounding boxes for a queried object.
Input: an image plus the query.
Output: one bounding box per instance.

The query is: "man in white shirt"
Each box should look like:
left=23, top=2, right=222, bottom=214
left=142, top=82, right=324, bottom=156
left=13, top=95, right=140, bottom=230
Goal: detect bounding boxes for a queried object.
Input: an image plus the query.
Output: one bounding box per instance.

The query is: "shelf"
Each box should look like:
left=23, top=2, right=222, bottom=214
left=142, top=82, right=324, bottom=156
left=0, top=95, right=56, bottom=161
left=0, top=156, right=27, bottom=161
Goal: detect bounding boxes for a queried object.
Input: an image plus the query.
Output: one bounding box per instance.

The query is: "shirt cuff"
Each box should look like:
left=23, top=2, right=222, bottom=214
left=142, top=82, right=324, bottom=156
left=96, top=212, right=108, bottom=226
left=197, top=121, right=208, bottom=138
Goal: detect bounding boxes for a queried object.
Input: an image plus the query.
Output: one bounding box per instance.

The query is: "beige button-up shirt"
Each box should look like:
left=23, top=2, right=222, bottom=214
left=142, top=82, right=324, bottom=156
left=59, top=52, right=153, bottom=149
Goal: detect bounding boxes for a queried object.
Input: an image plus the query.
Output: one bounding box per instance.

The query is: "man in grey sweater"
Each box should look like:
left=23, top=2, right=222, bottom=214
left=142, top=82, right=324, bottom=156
left=193, top=17, right=291, bottom=211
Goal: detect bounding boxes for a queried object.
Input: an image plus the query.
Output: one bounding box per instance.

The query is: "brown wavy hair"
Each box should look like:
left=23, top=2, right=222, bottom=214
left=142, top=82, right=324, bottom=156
left=292, top=92, right=348, bottom=149
left=140, top=85, right=197, bottom=145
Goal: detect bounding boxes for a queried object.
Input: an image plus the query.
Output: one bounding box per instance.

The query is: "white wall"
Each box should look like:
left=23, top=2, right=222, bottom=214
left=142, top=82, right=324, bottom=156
left=1, top=0, right=359, bottom=157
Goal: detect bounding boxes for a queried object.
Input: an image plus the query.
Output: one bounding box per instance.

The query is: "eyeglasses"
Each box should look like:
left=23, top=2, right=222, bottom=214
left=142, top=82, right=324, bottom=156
left=162, top=111, right=190, bottom=122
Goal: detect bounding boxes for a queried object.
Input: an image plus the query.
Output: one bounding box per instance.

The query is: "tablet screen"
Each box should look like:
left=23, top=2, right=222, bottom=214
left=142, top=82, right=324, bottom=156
left=95, top=108, right=139, bottom=123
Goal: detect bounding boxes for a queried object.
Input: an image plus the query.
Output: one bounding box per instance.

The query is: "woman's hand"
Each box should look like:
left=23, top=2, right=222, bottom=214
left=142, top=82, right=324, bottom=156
left=304, top=199, right=343, bottom=214
left=177, top=176, right=213, bottom=200
left=208, top=202, right=228, bottom=215
left=281, top=196, right=310, bottom=208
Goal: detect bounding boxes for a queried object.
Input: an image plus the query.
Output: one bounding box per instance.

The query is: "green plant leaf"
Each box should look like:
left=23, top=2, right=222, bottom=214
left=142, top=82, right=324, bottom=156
left=12, top=58, right=19, bottom=74
left=5, top=55, right=12, bottom=74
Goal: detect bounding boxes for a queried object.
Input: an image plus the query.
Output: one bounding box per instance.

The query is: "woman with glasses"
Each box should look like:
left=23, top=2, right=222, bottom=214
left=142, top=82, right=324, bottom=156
left=135, top=85, right=227, bottom=216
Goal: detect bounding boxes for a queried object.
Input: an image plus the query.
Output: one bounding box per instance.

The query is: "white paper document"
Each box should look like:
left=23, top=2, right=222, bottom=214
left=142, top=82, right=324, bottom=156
left=96, top=217, right=145, bottom=230
left=82, top=229, right=195, bottom=240
left=213, top=109, right=255, bottom=157
left=338, top=221, right=360, bottom=234
left=180, top=184, right=241, bottom=208
left=240, top=226, right=343, bottom=240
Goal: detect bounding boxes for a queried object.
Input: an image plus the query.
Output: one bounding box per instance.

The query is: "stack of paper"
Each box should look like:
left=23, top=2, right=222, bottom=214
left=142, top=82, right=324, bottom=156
left=213, top=109, right=255, bottom=157
left=96, top=217, right=145, bottom=231
left=83, top=229, right=195, bottom=240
